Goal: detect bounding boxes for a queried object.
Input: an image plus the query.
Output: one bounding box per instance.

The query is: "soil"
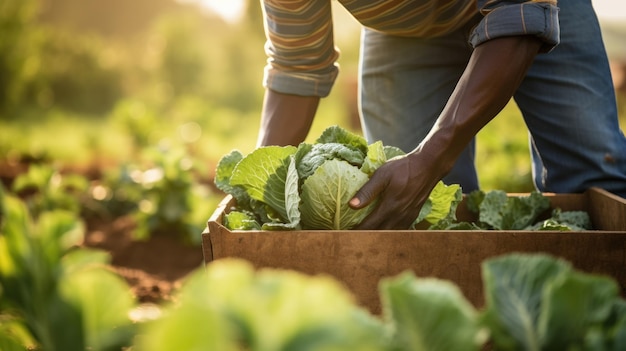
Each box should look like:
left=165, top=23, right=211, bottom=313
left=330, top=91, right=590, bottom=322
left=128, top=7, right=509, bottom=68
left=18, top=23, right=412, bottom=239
left=1, top=159, right=207, bottom=305
left=82, top=216, right=205, bottom=304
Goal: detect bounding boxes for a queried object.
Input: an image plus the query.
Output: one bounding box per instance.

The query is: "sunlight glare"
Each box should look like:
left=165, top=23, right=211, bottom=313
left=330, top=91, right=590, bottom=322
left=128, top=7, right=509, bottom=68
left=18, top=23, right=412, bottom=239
left=196, top=0, right=245, bottom=23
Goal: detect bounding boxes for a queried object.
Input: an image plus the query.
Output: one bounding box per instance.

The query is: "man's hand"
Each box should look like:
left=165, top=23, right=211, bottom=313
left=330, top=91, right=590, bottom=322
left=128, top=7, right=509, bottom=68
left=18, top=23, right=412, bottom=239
left=349, top=148, right=445, bottom=230
left=349, top=36, right=543, bottom=229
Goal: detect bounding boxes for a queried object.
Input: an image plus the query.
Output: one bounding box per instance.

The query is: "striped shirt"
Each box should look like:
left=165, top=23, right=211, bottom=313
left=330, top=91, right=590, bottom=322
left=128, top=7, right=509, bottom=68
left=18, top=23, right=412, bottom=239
left=262, top=0, right=560, bottom=97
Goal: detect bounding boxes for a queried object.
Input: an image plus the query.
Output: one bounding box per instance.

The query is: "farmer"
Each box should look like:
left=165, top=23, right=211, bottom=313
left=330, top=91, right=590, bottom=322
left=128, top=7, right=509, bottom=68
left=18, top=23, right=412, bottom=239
left=256, top=0, right=626, bottom=229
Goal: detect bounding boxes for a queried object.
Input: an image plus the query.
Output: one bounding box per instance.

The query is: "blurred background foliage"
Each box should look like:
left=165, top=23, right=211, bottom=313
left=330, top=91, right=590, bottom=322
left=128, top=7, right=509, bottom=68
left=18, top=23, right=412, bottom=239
left=0, top=0, right=624, bottom=236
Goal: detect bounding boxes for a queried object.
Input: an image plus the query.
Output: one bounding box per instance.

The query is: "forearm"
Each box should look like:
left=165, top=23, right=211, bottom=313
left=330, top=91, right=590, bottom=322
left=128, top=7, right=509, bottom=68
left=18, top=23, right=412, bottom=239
left=414, top=36, right=543, bottom=177
left=256, top=89, right=320, bottom=147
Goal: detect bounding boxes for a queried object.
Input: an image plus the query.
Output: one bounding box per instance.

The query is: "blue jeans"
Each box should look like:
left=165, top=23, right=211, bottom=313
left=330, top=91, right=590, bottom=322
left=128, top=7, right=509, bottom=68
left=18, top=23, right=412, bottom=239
left=359, top=0, right=626, bottom=197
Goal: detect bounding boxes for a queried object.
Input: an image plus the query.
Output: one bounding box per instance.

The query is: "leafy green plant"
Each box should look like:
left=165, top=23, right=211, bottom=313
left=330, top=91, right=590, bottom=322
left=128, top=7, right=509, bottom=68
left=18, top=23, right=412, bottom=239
left=215, top=125, right=460, bottom=230
left=380, top=273, right=486, bottom=351
left=0, top=184, right=138, bottom=351
left=454, top=189, right=592, bottom=231
left=110, top=98, right=160, bottom=152
left=134, top=253, right=626, bottom=351
left=135, top=258, right=391, bottom=351
left=11, top=163, right=90, bottom=219
left=126, top=144, right=214, bottom=245
left=80, top=139, right=219, bottom=245
left=481, top=253, right=626, bottom=350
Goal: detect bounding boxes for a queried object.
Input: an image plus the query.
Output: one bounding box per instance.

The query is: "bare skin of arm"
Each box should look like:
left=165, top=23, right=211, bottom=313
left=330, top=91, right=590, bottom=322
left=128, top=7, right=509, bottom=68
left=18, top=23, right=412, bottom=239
left=349, top=36, right=543, bottom=229
left=256, top=90, right=321, bottom=147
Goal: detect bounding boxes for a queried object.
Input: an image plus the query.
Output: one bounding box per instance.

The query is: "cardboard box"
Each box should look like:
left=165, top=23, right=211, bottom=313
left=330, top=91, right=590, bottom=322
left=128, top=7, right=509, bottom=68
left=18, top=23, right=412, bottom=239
left=202, top=187, right=626, bottom=314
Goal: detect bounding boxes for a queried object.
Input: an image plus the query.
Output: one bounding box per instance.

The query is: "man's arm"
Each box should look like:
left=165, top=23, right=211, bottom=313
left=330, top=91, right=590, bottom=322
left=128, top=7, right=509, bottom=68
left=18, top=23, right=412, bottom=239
left=256, top=89, right=320, bottom=147
left=350, top=35, right=543, bottom=229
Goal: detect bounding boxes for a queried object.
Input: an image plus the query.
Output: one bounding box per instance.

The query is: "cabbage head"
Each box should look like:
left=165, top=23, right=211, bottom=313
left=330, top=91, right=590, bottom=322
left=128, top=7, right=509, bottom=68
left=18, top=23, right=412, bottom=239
left=214, top=125, right=459, bottom=230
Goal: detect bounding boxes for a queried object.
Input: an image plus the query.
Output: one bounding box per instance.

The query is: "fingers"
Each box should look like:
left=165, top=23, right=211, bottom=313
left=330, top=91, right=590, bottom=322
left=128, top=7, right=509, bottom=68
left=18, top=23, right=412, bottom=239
left=354, top=199, right=417, bottom=230
left=349, top=156, right=429, bottom=229
left=349, top=172, right=388, bottom=210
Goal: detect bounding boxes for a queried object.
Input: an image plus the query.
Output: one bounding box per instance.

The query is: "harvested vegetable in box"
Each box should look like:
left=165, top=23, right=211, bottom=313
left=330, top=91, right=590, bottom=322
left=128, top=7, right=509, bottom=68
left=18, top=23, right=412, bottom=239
left=214, top=125, right=461, bottom=230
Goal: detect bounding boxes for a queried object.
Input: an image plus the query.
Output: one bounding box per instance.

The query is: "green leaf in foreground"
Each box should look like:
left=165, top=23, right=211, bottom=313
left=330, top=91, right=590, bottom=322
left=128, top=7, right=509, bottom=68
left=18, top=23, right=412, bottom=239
left=480, top=254, right=571, bottom=350
left=149, top=259, right=389, bottom=351
left=380, top=272, right=484, bottom=351
left=134, top=267, right=238, bottom=351
left=481, top=253, right=626, bottom=350
left=538, top=270, right=619, bottom=349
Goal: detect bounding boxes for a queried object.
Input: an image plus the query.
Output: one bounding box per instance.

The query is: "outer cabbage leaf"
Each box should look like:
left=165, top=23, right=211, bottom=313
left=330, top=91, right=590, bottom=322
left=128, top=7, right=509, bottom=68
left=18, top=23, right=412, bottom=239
left=476, top=190, right=550, bottom=230
left=527, top=208, right=592, bottom=231
left=383, top=145, right=406, bottom=160
left=412, top=181, right=462, bottom=229
left=538, top=271, right=619, bottom=349
left=360, top=141, right=386, bottom=176
left=480, top=254, right=572, bottom=351
left=198, top=258, right=389, bottom=351
left=300, top=159, right=375, bottom=230
left=607, top=300, right=626, bottom=351
left=380, top=272, right=483, bottom=351
left=214, top=149, right=243, bottom=196
left=482, top=253, right=626, bottom=350
left=424, top=182, right=462, bottom=225
left=214, top=149, right=265, bottom=217
left=224, top=211, right=261, bottom=230
left=230, top=146, right=297, bottom=223
left=136, top=266, right=240, bottom=351
left=52, top=265, right=137, bottom=351
left=262, top=155, right=301, bottom=230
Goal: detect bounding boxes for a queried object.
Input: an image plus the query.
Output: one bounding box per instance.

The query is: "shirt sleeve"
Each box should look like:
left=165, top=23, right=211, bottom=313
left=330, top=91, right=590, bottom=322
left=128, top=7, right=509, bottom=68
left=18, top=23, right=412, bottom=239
left=261, top=0, right=339, bottom=97
left=470, top=0, right=560, bottom=53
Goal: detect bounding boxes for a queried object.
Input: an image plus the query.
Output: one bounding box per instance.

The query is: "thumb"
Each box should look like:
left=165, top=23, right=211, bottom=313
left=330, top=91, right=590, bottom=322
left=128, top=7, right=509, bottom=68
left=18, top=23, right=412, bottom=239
left=349, top=176, right=386, bottom=209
